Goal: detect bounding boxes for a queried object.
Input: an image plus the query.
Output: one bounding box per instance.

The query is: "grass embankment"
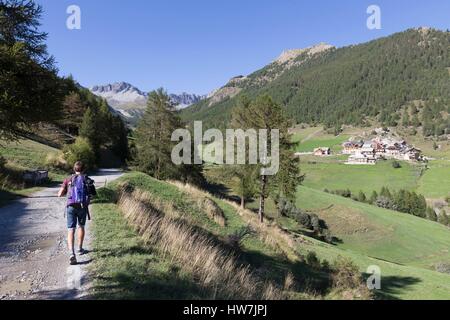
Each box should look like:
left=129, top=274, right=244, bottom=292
left=0, top=139, right=65, bottom=206
left=90, top=172, right=372, bottom=300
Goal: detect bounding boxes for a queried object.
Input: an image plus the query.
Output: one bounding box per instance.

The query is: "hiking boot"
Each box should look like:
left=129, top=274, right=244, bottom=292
left=77, top=248, right=88, bottom=256
left=69, top=254, right=77, bottom=265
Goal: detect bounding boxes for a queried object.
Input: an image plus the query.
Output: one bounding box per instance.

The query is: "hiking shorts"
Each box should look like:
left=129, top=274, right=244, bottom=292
left=67, top=206, right=87, bottom=230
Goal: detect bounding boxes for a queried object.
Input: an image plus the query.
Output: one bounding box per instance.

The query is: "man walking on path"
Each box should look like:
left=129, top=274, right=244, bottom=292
left=58, top=161, right=96, bottom=266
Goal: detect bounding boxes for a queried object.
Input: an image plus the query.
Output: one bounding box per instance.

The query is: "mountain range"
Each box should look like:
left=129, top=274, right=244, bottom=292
left=90, top=82, right=205, bottom=123
left=181, top=27, right=450, bottom=130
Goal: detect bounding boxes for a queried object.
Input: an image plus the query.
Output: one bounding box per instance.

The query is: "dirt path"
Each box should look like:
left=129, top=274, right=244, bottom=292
left=0, top=169, right=122, bottom=300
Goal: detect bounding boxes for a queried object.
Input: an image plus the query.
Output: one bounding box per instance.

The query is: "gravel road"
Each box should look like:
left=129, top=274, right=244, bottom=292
left=0, top=169, right=122, bottom=300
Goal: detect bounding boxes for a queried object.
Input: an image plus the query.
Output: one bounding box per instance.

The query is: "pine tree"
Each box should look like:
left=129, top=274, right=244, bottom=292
left=228, top=96, right=259, bottom=208
left=135, top=88, right=182, bottom=180
left=109, top=116, right=130, bottom=162
left=358, top=191, right=367, bottom=203
left=59, top=92, right=87, bottom=135
left=380, top=187, right=392, bottom=199
left=0, top=0, right=62, bottom=140
left=370, top=191, right=378, bottom=204
left=401, top=111, right=410, bottom=127
left=230, top=94, right=302, bottom=222
left=79, top=105, right=101, bottom=153
left=0, top=0, right=53, bottom=65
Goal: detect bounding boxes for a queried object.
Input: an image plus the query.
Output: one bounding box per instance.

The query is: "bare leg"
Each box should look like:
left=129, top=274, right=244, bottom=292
left=77, top=227, right=85, bottom=250
left=68, top=229, right=75, bottom=255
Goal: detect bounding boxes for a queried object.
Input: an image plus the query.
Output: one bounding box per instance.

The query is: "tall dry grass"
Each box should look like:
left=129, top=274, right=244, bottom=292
left=169, top=181, right=301, bottom=262
left=168, top=180, right=226, bottom=227
left=117, top=188, right=283, bottom=300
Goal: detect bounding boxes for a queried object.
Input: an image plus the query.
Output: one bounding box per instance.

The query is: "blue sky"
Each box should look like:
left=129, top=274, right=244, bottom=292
left=36, top=0, right=450, bottom=94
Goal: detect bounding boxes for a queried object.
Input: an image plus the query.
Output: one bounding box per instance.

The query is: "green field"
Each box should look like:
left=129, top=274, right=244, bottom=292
left=291, top=126, right=450, bottom=201
left=293, top=186, right=450, bottom=299
left=301, top=159, right=422, bottom=195
left=296, top=186, right=450, bottom=269
left=294, top=132, right=350, bottom=153
left=0, top=139, right=65, bottom=205
left=294, top=235, right=450, bottom=300
left=417, top=160, right=450, bottom=199
left=0, top=139, right=59, bottom=170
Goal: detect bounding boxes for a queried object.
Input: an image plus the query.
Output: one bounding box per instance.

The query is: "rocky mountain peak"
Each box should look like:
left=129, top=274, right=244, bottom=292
left=275, top=43, right=334, bottom=64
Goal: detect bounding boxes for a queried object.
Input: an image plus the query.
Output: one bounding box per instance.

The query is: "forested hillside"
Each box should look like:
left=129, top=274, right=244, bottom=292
left=182, top=28, right=450, bottom=131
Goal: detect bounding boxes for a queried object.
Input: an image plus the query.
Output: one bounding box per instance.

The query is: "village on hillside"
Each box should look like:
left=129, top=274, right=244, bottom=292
left=342, top=136, right=423, bottom=165
left=304, top=128, right=425, bottom=165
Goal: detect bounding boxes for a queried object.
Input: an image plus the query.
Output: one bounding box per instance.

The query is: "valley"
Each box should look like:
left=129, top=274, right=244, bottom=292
left=1, top=0, right=449, bottom=302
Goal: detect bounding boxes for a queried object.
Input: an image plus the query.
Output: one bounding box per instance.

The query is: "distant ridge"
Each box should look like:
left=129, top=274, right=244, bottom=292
left=90, top=82, right=205, bottom=123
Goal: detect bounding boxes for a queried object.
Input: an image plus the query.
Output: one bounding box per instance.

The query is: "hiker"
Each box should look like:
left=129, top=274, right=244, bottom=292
left=58, top=161, right=96, bottom=265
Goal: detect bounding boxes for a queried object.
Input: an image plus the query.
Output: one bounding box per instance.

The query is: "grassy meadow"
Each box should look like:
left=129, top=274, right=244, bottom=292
left=295, top=186, right=450, bottom=269
left=0, top=139, right=66, bottom=205
left=292, top=126, right=450, bottom=201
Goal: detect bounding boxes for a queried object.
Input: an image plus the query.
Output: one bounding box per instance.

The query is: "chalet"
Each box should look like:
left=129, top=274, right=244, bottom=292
left=403, top=147, right=422, bottom=161
left=346, top=153, right=377, bottom=165
left=372, top=140, right=385, bottom=155
left=342, top=141, right=363, bottom=155
left=385, top=144, right=401, bottom=158
left=360, top=142, right=375, bottom=156
left=314, top=147, right=331, bottom=156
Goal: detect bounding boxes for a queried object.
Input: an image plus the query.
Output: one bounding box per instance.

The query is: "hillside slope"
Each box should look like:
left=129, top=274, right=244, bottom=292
left=182, top=28, right=450, bottom=128
left=295, top=186, right=450, bottom=270
left=90, top=172, right=450, bottom=300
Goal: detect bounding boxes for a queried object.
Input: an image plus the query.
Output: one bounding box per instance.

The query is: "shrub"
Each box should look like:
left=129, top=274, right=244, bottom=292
left=330, top=256, right=372, bottom=300
left=375, top=196, right=396, bottom=210
left=45, top=152, right=69, bottom=171
left=392, top=161, right=401, bottom=169
left=277, top=198, right=294, bottom=217
left=426, top=207, right=438, bottom=222
left=310, top=214, right=321, bottom=234
left=438, top=211, right=449, bottom=226
left=63, top=137, right=96, bottom=171
left=434, top=263, right=450, bottom=274
left=293, top=209, right=312, bottom=229
left=321, top=229, right=334, bottom=244
left=321, top=259, right=331, bottom=271
left=306, top=251, right=321, bottom=269
left=226, top=226, right=254, bottom=250
left=357, top=191, right=367, bottom=203
left=334, top=189, right=352, bottom=198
